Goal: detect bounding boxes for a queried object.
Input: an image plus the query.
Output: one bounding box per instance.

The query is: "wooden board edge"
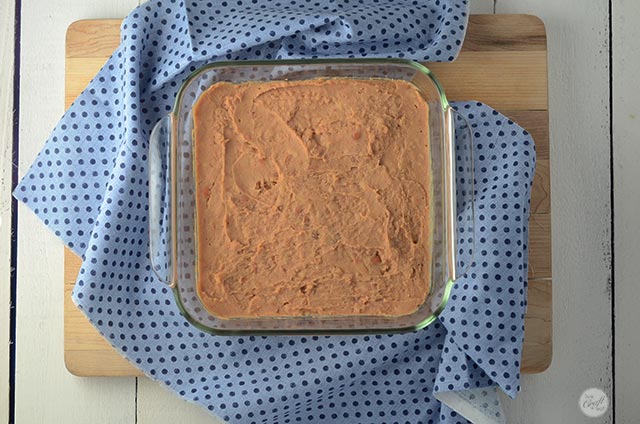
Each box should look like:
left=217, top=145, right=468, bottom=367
left=521, top=348, right=552, bottom=374
left=516, top=14, right=547, bottom=43
left=66, top=19, right=122, bottom=58
left=522, top=278, right=552, bottom=374
left=531, top=159, right=551, bottom=214
left=65, top=350, right=143, bottom=377
left=464, top=14, right=547, bottom=52
left=502, top=110, right=549, bottom=160
left=529, top=213, right=552, bottom=279
left=523, top=14, right=547, bottom=45
left=64, top=248, right=141, bottom=377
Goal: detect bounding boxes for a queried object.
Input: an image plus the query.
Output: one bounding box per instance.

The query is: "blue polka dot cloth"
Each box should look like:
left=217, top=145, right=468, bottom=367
left=14, top=1, right=538, bottom=423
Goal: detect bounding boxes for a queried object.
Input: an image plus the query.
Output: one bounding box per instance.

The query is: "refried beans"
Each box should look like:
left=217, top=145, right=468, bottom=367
left=193, top=78, right=432, bottom=318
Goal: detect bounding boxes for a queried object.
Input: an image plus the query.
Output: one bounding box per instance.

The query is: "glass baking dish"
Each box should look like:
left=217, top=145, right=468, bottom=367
left=149, top=59, right=473, bottom=334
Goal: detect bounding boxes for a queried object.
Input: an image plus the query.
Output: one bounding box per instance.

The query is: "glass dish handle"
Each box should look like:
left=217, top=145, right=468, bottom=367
left=148, top=115, right=174, bottom=286
left=445, top=107, right=475, bottom=281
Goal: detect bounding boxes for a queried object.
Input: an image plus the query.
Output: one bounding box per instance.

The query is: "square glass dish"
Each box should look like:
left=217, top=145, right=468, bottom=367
left=149, top=59, right=473, bottom=334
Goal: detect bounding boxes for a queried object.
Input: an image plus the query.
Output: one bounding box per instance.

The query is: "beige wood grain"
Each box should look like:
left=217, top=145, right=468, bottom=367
left=66, top=19, right=123, bottom=58
left=505, top=110, right=549, bottom=160
left=528, top=214, right=551, bottom=279
left=521, top=278, right=552, bottom=374
left=0, top=1, right=15, bottom=421
left=64, top=14, right=552, bottom=376
left=464, top=14, right=546, bottom=51
left=531, top=160, right=550, bottom=214
left=429, top=51, right=548, bottom=110
left=64, top=249, right=142, bottom=376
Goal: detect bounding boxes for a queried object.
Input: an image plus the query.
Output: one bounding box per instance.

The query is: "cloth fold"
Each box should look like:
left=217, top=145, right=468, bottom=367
left=14, top=1, right=536, bottom=423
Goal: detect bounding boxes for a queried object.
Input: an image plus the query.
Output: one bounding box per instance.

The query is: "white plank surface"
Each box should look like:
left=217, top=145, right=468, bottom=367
left=613, top=1, right=640, bottom=423
left=15, top=0, right=139, bottom=422
left=496, top=0, right=613, bottom=422
left=137, top=379, right=222, bottom=424
left=9, top=1, right=620, bottom=423
left=470, top=0, right=495, bottom=14
left=0, top=1, right=16, bottom=421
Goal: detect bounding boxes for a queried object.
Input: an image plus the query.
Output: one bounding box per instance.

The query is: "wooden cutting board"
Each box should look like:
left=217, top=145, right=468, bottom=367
left=64, top=15, right=552, bottom=376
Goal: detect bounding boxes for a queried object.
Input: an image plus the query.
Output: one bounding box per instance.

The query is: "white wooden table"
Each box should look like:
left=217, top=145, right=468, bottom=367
left=2, top=0, right=637, bottom=422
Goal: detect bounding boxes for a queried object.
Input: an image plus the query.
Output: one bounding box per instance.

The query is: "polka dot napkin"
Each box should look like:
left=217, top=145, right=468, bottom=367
left=14, top=1, right=537, bottom=423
